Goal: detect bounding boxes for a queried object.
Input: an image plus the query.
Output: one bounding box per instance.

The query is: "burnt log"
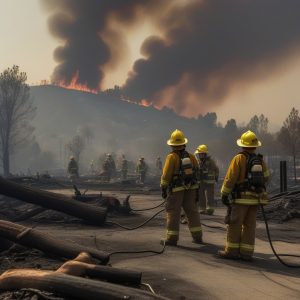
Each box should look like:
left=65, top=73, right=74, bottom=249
left=0, top=269, right=167, bottom=300
left=0, top=176, right=107, bottom=225
left=0, top=220, right=109, bottom=264
left=57, top=252, right=142, bottom=285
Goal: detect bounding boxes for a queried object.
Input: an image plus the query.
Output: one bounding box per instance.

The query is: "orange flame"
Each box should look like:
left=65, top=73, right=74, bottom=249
left=140, top=99, right=152, bottom=107
left=55, top=71, right=98, bottom=94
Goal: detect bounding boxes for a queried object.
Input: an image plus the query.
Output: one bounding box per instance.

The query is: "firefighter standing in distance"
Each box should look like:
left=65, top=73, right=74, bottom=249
left=121, top=155, right=128, bottom=180
left=161, top=129, right=203, bottom=246
left=67, top=156, right=79, bottom=179
left=195, top=145, right=219, bottom=215
left=107, top=154, right=116, bottom=178
left=218, top=130, right=269, bottom=261
left=102, top=157, right=112, bottom=182
left=136, top=157, right=148, bottom=184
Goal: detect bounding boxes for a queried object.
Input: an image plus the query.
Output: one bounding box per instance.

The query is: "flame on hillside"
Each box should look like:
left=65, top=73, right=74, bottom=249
left=120, top=96, right=160, bottom=109
left=37, top=77, right=161, bottom=110
left=55, top=72, right=98, bottom=94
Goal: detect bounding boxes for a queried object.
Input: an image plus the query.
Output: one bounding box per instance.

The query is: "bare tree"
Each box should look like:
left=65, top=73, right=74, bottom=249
left=247, top=114, right=269, bottom=134
left=278, top=107, right=300, bottom=183
left=258, top=114, right=269, bottom=134
left=66, top=135, right=85, bottom=162
left=0, top=66, right=36, bottom=176
left=247, top=115, right=259, bottom=133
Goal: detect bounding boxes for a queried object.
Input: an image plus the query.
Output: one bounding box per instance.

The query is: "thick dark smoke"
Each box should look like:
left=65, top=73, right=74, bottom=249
left=41, top=0, right=168, bottom=90
left=42, top=0, right=300, bottom=114
left=123, top=0, right=300, bottom=114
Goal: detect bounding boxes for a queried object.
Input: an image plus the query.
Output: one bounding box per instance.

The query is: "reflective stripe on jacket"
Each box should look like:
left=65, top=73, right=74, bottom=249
left=221, top=151, right=269, bottom=205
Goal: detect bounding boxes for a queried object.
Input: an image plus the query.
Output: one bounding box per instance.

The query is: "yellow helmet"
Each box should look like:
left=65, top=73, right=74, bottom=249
left=237, top=130, right=262, bottom=148
left=195, top=144, right=208, bottom=154
left=167, top=129, right=188, bottom=146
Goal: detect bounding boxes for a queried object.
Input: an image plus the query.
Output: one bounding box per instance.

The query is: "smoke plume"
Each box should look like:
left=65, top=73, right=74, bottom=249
left=123, top=0, right=300, bottom=115
left=42, top=0, right=300, bottom=115
left=41, top=0, right=168, bottom=90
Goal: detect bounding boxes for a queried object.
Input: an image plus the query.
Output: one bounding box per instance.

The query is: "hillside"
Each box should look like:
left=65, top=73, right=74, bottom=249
left=29, top=86, right=221, bottom=164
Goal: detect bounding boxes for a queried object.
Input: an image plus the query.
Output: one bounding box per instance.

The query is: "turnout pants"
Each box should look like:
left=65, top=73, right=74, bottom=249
left=140, top=172, right=146, bottom=184
left=225, top=204, right=258, bottom=257
left=199, top=183, right=215, bottom=212
left=165, top=189, right=202, bottom=243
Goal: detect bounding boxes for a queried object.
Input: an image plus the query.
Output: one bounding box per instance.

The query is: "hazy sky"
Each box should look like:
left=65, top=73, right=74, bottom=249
left=0, top=0, right=299, bottom=130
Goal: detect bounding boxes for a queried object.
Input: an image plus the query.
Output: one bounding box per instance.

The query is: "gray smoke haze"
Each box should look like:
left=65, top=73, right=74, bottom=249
left=123, top=0, right=300, bottom=114
left=42, top=0, right=300, bottom=114
left=41, top=0, right=168, bottom=90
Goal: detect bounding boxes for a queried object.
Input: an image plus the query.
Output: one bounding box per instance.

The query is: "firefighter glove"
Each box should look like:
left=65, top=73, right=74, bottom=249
left=221, top=194, right=230, bottom=206
left=162, top=187, right=168, bottom=199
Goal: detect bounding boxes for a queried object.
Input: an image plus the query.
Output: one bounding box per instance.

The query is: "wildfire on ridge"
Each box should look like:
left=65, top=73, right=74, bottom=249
left=55, top=72, right=98, bottom=94
left=140, top=99, right=152, bottom=107
left=120, top=96, right=161, bottom=109
left=38, top=75, right=161, bottom=110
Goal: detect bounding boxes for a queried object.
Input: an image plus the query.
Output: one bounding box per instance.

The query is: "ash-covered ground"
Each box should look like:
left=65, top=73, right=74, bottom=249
left=0, top=185, right=299, bottom=300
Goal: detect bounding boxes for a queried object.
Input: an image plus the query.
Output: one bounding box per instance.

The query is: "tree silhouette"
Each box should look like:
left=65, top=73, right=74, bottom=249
left=0, top=66, right=36, bottom=176
left=278, top=107, right=300, bottom=183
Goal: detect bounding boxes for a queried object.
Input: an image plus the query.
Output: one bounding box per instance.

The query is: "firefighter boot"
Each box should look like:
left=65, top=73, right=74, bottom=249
left=240, top=254, right=253, bottom=262
left=217, top=250, right=239, bottom=260
left=160, top=239, right=177, bottom=247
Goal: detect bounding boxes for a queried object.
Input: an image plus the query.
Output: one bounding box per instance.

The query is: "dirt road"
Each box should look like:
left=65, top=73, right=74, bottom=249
left=1, top=189, right=299, bottom=299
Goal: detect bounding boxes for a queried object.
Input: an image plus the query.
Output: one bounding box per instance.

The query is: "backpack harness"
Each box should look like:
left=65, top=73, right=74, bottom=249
left=232, top=151, right=266, bottom=199
left=170, top=150, right=198, bottom=190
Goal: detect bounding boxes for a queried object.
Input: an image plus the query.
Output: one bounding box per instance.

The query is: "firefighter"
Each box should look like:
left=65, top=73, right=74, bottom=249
left=218, top=130, right=269, bottom=261
left=106, top=154, right=116, bottom=178
left=161, top=129, right=203, bottom=246
left=121, top=155, right=128, bottom=180
left=156, top=157, right=163, bottom=175
left=136, top=157, right=148, bottom=184
left=195, top=145, right=219, bottom=215
left=102, top=156, right=112, bottom=182
left=67, top=156, right=79, bottom=180
left=89, top=160, right=95, bottom=175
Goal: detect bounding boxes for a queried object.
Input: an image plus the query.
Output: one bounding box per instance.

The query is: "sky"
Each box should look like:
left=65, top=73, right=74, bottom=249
left=0, top=0, right=299, bottom=131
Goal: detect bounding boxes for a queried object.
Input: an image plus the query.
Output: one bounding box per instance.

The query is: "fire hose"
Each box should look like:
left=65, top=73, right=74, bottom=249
left=260, top=204, right=300, bottom=268
left=106, top=194, right=300, bottom=268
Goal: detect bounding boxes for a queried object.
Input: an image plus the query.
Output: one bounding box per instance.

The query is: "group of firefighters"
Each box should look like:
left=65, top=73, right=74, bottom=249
left=160, top=129, right=269, bottom=262
left=68, top=128, right=268, bottom=262
left=68, top=153, right=162, bottom=184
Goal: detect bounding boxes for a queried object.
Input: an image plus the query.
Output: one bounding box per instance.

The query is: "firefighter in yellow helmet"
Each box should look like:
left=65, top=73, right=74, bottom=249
left=218, top=130, right=269, bottom=261
left=161, top=129, right=203, bottom=246
left=195, top=145, right=219, bottom=215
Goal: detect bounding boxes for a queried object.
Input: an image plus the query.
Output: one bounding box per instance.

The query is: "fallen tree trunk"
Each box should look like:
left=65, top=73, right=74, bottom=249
left=0, top=220, right=109, bottom=264
left=57, top=252, right=142, bottom=285
left=0, top=269, right=167, bottom=300
left=0, top=176, right=107, bottom=225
